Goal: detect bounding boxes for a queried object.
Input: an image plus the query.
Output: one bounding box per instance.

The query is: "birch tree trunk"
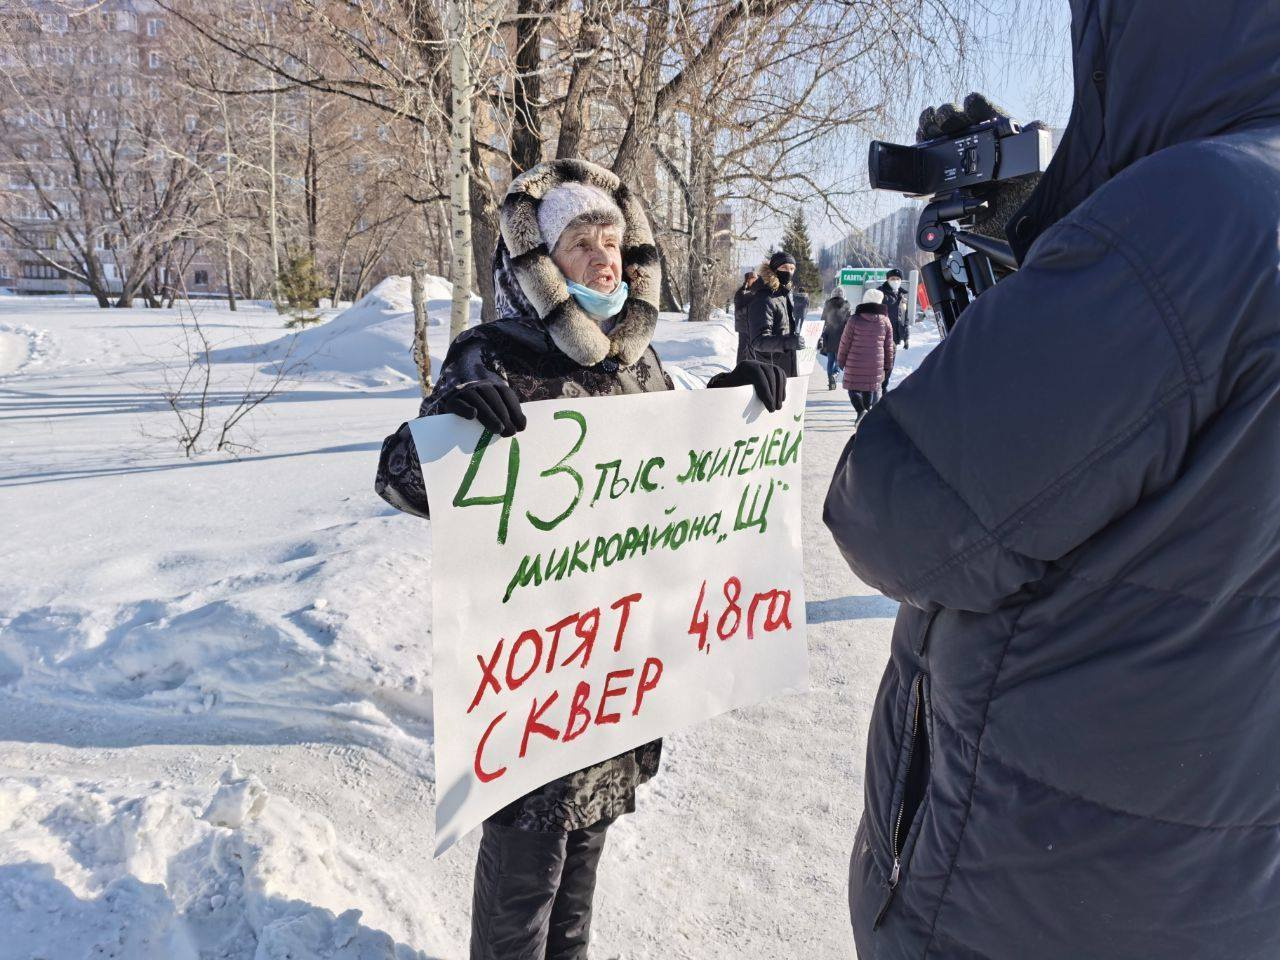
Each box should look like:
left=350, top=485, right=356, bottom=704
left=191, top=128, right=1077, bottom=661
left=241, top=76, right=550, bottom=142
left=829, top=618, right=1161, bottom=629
left=268, top=90, right=282, bottom=308
left=411, top=260, right=433, bottom=394
left=686, top=120, right=716, bottom=323
left=445, top=0, right=474, bottom=341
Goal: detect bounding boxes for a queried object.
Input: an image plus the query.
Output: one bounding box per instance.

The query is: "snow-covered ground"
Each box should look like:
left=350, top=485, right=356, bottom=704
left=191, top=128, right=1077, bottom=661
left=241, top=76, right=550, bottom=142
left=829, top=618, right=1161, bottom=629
left=0, top=285, right=941, bottom=958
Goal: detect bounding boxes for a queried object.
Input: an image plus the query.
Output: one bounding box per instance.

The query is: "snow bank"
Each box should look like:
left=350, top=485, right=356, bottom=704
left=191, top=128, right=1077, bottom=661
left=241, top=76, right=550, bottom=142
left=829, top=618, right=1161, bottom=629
left=0, top=767, right=430, bottom=959
left=220, top=279, right=743, bottom=392
left=650, top=311, right=739, bottom=386
left=0, top=322, right=54, bottom=379
left=211, top=273, right=481, bottom=389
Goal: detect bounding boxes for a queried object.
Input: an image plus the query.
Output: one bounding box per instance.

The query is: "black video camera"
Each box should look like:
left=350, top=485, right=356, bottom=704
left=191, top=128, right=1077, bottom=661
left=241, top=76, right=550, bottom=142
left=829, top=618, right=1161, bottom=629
left=868, top=117, right=1051, bottom=198
left=867, top=117, right=1053, bottom=335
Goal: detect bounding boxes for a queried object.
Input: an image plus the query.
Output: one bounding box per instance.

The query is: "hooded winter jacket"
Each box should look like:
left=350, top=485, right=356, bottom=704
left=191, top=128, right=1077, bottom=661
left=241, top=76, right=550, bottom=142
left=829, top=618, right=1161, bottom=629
left=824, top=2, right=1280, bottom=957
left=375, top=159, right=668, bottom=833
left=836, top=304, right=894, bottom=393
left=820, top=293, right=851, bottom=355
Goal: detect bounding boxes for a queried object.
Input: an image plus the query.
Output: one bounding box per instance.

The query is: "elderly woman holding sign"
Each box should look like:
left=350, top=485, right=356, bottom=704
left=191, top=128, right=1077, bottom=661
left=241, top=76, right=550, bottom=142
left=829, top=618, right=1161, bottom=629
left=376, top=158, right=783, bottom=960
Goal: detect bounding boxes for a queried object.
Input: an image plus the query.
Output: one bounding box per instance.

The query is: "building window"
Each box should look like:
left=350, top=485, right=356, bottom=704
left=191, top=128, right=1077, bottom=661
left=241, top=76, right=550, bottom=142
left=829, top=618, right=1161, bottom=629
left=22, top=263, right=62, bottom=280
left=194, top=270, right=209, bottom=286
left=185, top=115, right=197, bottom=133
left=116, top=11, right=137, bottom=32
left=147, top=18, right=163, bottom=37
left=148, top=52, right=161, bottom=70
left=39, top=13, right=68, bottom=34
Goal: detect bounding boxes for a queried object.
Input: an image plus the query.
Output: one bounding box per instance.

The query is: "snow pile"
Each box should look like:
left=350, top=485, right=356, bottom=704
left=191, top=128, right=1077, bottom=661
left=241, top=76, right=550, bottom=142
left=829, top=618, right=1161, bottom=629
left=225, top=276, right=742, bottom=391
left=349, top=275, right=457, bottom=315
left=650, top=312, right=739, bottom=387
left=212, top=273, right=480, bottom=389
left=0, top=766, right=430, bottom=959
left=0, top=513, right=434, bottom=756
left=0, top=321, right=54, bottom=379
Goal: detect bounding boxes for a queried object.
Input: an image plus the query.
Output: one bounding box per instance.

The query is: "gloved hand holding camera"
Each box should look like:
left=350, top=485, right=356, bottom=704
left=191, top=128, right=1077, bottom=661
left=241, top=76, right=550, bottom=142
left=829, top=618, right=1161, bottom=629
left=914, top=92, right=1048, bottom=244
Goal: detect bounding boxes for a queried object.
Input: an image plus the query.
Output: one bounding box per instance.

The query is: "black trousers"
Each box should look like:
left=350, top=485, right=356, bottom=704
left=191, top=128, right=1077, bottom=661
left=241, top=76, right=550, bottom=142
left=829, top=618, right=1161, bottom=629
left=849, top=389, right=880, bottom=417
left=471, top=817, right=614, bottom=960
left=736, top=329, right=751, bottom=364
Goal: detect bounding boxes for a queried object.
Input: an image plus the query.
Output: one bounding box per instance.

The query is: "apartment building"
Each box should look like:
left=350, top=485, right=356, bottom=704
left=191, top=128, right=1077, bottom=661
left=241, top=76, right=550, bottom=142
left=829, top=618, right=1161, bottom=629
left=0, top=0, right=221, bottom=297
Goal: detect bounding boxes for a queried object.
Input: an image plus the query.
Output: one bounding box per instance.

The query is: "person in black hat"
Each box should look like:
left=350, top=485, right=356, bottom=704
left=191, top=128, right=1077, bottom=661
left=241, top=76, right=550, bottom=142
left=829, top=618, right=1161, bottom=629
left=877, top=268, right=911, bottom=350
left=746, top=251, right=802, bottom=377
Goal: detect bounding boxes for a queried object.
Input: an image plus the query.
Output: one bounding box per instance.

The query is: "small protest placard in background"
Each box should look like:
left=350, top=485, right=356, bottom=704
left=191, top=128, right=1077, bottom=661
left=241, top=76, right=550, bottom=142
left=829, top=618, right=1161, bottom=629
left=410, top=382, right=809, bottom=854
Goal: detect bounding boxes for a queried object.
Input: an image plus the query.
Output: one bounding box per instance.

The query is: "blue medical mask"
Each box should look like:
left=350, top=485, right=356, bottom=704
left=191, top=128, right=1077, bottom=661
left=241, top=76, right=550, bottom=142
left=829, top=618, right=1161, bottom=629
left=567, top=279, right=629, bottom=320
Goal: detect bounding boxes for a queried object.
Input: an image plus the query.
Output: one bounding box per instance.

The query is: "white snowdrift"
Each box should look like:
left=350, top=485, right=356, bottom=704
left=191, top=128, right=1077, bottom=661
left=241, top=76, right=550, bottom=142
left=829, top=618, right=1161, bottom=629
left=0, top=767, right=430, bottom=959
left=217, top=277, right=743, bottom=391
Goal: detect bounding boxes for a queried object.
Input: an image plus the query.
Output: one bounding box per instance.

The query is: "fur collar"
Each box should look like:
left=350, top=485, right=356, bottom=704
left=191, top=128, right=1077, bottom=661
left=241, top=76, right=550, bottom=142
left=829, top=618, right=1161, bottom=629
left=756, top=261, right=783, bottom=293
left=499, top=159, right=659, bottom=367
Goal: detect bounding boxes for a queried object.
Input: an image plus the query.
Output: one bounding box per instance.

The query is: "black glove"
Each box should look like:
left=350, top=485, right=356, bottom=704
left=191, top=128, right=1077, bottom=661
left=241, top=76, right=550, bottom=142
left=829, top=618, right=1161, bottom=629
left=916, top=93, right=1046, bottom=244
left=708, top=360, right=786, bottom=413
left=442, top=381, right=527, bottom=437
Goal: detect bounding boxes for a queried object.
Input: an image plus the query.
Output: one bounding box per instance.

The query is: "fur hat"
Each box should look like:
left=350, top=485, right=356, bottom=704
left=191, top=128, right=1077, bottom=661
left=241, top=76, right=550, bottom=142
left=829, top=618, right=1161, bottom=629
left=863, top=288, right=885, bottom=304
left=498, top=159, right=659, bottom=367
left=886, top=268, right=903, bottom=280
left=536, top=182, right=625, bottom=253
left=770, top=251, right=797, bottom=271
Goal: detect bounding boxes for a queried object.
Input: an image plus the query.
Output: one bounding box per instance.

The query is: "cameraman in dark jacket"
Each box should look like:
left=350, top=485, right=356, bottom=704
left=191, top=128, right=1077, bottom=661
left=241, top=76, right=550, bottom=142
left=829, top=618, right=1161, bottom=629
left=747, top=251, right=801, bottom=378
left=824, top=2, right=1280, bottom=957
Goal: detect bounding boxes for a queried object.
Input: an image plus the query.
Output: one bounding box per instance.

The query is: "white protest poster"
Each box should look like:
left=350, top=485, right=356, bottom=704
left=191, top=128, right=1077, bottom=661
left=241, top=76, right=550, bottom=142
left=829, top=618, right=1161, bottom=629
left=409, top=381, right=809, bottom=854
left=799, top=317, right=824, bottom=374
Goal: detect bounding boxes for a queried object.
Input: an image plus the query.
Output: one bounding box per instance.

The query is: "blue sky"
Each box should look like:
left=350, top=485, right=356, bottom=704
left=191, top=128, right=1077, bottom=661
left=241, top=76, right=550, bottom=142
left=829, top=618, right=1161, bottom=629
left=744, top=1, right=1077, bottom=263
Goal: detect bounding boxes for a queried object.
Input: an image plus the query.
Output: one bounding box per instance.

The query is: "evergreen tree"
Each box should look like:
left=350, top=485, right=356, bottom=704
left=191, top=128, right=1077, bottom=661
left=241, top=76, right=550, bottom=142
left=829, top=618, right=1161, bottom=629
left=779, top=210, right=822, bottom=294
left=277, top=254, right=328, bottom=327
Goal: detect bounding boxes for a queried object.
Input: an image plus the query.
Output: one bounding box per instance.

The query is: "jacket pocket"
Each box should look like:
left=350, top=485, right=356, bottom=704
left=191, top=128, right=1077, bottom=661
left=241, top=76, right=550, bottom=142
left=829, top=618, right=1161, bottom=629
left=874, top=671, right=932, bottom=928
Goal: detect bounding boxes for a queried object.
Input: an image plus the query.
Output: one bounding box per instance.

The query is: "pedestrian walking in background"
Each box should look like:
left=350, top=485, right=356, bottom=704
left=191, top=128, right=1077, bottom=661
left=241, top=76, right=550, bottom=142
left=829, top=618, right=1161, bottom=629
left=792, top=283, right=811, bottom=323
left=835, top=287, right=894, bottom=423
left=819, top=286, right=851, bottom=390
left=746, top=251, right=802, bottom=377
left=732, top=270, right=756, bottom=363
left=879, top=268, right=910, bottom=349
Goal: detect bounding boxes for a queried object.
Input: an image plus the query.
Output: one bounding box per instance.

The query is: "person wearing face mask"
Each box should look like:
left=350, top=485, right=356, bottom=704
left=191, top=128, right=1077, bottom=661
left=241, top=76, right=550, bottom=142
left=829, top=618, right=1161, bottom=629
left=374, top=159, right=785, bottom=960
left=746, top=251, right=803, bottom=377
left=877, top=268, right=910, bottom=351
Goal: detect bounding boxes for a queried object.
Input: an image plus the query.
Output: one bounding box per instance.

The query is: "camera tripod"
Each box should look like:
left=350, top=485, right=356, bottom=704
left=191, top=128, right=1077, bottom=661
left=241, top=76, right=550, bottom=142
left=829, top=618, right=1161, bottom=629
left=916, top=190, right=1018, bottom=335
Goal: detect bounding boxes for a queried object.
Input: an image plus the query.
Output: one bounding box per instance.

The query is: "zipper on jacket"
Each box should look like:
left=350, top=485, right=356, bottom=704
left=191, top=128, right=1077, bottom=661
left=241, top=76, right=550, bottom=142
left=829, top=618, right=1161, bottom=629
left=874, top=673, right=925, bottom=929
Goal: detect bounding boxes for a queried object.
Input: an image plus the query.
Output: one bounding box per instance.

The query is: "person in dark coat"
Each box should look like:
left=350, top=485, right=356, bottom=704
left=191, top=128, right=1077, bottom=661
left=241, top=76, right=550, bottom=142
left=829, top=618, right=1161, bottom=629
left=746, top=251, right=801, bottom=378
left=824, top=2, right=1280, bottom=956
left=877, top=268, right=910, bottom=349
left=732, top=270, right=756, bottom=363
left=818, top=286, right=850, bottom=389
left=834, top=288, right=894, bottom=423
left=375, top=158, right=783, bottom=960
left=791, top=284, right=811, bottom=323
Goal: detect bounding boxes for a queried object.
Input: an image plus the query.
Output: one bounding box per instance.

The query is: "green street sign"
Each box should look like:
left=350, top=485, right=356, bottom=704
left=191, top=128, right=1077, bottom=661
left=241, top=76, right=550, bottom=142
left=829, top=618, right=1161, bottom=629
left=839, top=267, right=890, bottom=287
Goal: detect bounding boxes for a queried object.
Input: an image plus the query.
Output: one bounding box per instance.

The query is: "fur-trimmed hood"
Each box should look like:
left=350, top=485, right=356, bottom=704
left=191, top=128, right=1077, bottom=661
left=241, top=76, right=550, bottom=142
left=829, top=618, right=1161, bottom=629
left=755, top=261, right=786, bottom=294
left=494, top=159, right=660, bottom=367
